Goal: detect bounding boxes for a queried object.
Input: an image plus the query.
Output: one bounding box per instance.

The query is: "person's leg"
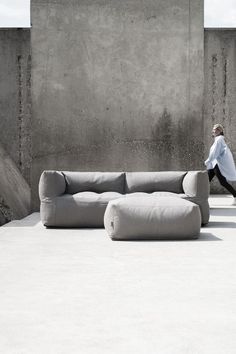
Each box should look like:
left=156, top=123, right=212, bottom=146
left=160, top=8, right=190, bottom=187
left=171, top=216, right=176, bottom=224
left=208, top=168, right=215, bottom=182
left=214, top=165, right=236, bottom=197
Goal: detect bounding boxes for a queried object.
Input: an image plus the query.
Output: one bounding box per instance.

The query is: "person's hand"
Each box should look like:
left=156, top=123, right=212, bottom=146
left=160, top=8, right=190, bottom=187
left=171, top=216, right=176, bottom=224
left=204, top=159, right=213, bottom=170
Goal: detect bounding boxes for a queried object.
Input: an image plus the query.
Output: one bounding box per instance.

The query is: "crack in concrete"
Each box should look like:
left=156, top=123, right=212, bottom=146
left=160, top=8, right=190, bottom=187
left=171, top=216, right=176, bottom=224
left=222, top=47, right=227, bottom=124
left=211, top=54, right=217, bottom=124
left=17, top=54, right=23, bottom=171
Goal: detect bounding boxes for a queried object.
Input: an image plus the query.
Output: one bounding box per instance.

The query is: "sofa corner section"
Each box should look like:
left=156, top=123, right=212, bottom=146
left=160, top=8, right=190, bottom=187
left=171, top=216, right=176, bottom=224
left=182, top=170, right=210, bottom=224
left=38, top=170, right=66, bottom=226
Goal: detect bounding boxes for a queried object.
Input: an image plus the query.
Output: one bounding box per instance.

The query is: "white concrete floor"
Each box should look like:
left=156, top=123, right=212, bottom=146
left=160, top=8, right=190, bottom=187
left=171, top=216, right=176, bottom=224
left=0, top=195, right=236, bottom=354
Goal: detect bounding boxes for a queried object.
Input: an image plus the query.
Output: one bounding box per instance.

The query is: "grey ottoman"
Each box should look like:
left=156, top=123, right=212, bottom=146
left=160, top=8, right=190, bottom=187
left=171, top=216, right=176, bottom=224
left=104, top=195, right=201, bottom=240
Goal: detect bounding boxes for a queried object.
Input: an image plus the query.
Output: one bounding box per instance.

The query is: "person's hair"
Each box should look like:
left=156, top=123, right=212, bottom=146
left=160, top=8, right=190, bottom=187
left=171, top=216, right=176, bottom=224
left=213, top=124, right=224, bottom=135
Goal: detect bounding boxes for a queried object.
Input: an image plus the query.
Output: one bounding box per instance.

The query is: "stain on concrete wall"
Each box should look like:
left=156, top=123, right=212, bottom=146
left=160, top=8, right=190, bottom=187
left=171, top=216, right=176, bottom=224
left=0, top=29, right=31, bottom=222
left=0, top=29, right=31, bottom=183
left=204, top=29, right=236, bottom=193
left=30, top=0, right=204, bottom=209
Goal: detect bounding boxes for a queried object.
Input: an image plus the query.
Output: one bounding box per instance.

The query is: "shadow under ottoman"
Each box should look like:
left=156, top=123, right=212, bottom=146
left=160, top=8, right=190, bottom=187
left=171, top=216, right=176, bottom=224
left=104, top=195, right=201, bottom=240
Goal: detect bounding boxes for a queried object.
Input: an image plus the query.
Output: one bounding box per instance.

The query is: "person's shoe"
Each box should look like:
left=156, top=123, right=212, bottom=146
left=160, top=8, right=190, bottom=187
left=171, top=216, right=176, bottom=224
left=232, top=197, right=236, bottom=206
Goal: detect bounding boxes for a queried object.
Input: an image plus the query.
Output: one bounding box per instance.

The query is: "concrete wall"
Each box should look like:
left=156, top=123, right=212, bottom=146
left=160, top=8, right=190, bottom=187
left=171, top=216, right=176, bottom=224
left=0, top=29, right=31, bottom=224
left=3, top=5, right=236, bottom=215
left=204, top=29, right=236, bottom=193
left=30, top=0, right=204, bottom=209
left=0, top=29, right=31, bottom=182
left=0, top=143, right=31, bottom=223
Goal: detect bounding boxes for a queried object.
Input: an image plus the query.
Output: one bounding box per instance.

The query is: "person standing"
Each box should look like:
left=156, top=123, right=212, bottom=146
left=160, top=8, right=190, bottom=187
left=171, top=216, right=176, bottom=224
left=205, top=124, right=236, bottom=205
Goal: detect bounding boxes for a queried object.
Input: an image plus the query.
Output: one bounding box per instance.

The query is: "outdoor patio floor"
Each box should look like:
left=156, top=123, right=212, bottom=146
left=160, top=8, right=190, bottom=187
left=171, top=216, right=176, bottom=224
left=0, top=195, right=236, bottom=354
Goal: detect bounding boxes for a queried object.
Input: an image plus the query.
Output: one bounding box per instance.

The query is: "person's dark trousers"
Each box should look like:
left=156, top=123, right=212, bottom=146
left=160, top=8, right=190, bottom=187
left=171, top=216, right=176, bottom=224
left=208, top=164, right=236, bottom=197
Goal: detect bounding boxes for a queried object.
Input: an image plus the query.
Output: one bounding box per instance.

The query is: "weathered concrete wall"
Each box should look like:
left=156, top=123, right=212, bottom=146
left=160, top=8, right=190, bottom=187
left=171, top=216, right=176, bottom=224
left=0, top=143, right=31, bottom=223
left=3, top=7, right=236, bottom=216
left=0, top=29, right=31, bottom=224
left=204, top=29, right=236, bottom=193
left=31, top=0, right=204, bottom=209
left=0, top=29, right=31, bottom=182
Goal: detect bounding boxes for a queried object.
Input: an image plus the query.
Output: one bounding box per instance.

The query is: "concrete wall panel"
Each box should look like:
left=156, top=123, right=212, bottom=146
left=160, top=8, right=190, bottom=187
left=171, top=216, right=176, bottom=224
left=4, top=5, right=236, bottom=214
left=204, top=29, right=236, bottom=193
left=30, top=0, right=204, bottom=209
left=0, top=29, right=31, bottom=223
left=0, top=29, right=31, bottom=182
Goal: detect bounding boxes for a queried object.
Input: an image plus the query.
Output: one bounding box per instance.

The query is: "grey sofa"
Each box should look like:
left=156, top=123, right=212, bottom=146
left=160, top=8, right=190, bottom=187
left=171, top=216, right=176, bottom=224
left=39, top=170, right=209, bottom=227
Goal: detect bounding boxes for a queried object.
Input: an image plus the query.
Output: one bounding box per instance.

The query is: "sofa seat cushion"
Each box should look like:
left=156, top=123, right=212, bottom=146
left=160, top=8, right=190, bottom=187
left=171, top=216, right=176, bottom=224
left=73, top=191, right=123, bottom=203
left=151, top=191, right=179, bottom=197
left=124, top=191, right=182, bottom=199
left=41, top=192, right=123, bottom=227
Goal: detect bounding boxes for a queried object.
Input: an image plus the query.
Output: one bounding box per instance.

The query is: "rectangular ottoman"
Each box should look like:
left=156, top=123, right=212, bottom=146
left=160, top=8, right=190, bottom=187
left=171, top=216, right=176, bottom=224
left=104, top=195, right=201, bottom=240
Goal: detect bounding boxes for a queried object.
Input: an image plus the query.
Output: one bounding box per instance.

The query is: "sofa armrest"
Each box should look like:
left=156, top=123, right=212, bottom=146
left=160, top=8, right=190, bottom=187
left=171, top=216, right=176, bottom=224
left=182, top=171, right=209, bottom=199
left=39, top=170, right=66, bottom=201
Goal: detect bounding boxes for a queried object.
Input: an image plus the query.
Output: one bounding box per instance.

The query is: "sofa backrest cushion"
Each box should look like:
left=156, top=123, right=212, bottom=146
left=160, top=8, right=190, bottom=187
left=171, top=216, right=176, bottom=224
left=125, top=172, right=187, bottom=193
left=63, top=172, right=125, bottom=194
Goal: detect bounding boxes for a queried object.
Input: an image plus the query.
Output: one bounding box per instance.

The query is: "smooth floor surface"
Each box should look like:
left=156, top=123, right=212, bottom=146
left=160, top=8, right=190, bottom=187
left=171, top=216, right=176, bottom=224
left=0, top=195, right=236, bottom=354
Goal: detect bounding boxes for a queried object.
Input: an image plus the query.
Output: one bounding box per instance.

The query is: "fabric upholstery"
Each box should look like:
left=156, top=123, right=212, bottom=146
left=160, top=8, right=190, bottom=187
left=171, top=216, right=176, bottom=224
left=41, top=192, right=123, bottom=227
left=64, top=172, right=125, bottom=194
left=39, top=170, right=66, bottom=200
left=39, top=170, right=209, bottom=227
left=125, top=172, right=187, bottom=193
left=182, top=171, right=210, bottom=224
left=104, top=196, right=201, bottom=240
left=151, top=191, right=178, bottom=197
left=182, top=171, right=210, bottom=199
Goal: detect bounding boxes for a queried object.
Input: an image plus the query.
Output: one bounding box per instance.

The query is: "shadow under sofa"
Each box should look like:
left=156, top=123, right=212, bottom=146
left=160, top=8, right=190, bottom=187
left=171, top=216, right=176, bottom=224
left=39, top=170, right=210, bottom=228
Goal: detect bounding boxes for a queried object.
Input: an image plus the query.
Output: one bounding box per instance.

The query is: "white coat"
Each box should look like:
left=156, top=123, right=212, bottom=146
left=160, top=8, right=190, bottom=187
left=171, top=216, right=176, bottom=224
left=205, top=135, right=236, bottom=181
